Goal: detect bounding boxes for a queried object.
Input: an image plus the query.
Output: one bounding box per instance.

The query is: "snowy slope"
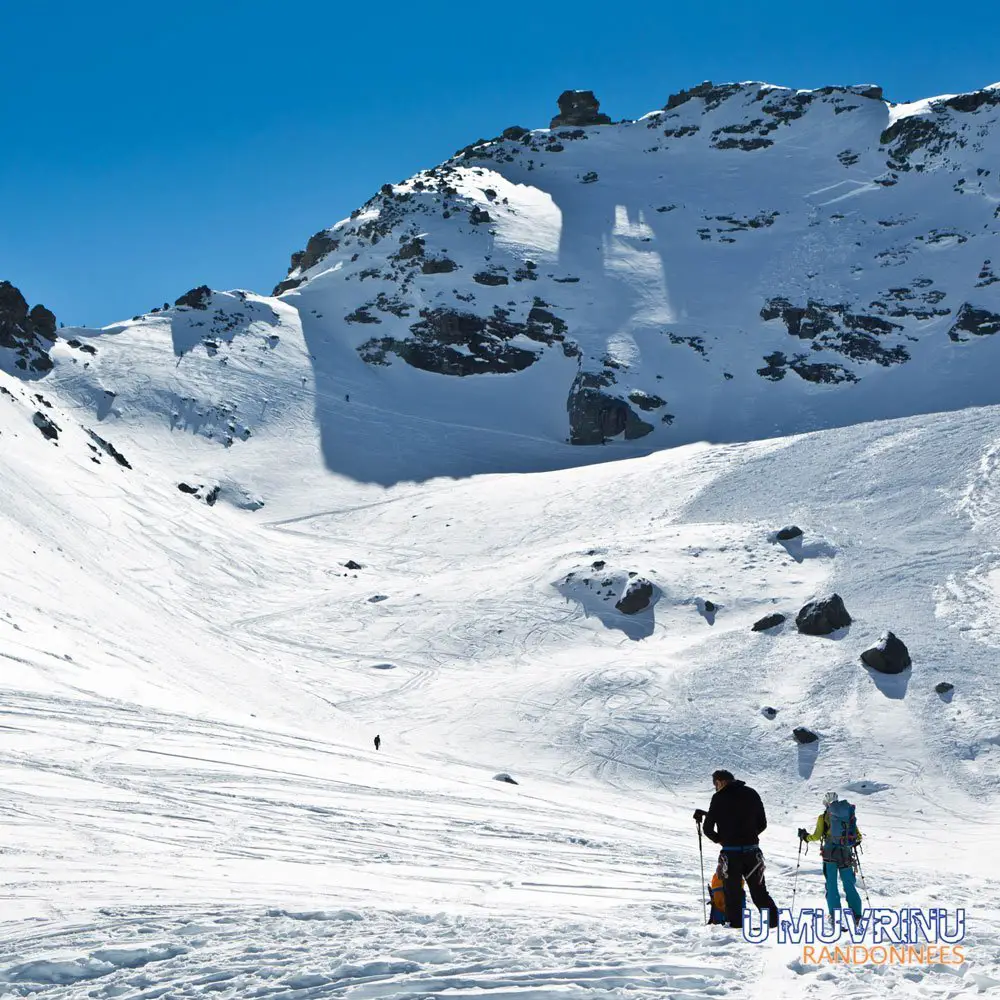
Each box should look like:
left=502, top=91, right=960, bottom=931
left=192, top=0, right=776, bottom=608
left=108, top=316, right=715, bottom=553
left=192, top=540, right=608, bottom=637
left=3, top=360, right=1000, bottom=993
left=268, top=81, right=1000, bottom=475
left=2, top=80, right=1000, bottom=997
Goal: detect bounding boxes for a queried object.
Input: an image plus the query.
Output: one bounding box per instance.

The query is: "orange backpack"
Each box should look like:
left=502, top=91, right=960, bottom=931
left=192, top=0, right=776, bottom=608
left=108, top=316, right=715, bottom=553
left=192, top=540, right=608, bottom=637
left=708, top=872, right=727, bottom=924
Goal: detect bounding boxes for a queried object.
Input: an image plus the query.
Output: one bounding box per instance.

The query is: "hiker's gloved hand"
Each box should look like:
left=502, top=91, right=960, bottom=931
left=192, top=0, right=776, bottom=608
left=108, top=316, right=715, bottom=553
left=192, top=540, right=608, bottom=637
left=798, top=828, right=809, bottom=842
left=693, top=809, right=706, bottom=823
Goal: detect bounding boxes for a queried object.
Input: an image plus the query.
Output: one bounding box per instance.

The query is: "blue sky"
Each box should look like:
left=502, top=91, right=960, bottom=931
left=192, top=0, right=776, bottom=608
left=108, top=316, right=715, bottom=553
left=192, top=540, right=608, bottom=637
left=3, top=1, right=998, bottom=327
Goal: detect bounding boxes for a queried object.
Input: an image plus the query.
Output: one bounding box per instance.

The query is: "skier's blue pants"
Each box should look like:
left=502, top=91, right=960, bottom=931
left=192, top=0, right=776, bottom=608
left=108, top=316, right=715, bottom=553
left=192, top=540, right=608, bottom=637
left=824, top=861, right=862, bottom=918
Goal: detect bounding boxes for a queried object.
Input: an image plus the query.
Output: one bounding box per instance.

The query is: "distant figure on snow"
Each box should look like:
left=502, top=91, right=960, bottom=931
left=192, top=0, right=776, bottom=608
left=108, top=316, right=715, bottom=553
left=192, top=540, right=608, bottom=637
left=373, top=734, right=381, bottom=750
left=694, top=769, right=780, bottom=930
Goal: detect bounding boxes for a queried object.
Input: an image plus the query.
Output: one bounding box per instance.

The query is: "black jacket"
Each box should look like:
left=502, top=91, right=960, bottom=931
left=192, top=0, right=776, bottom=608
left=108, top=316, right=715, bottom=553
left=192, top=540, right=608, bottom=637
left=702, top=780, right=768, bottom=847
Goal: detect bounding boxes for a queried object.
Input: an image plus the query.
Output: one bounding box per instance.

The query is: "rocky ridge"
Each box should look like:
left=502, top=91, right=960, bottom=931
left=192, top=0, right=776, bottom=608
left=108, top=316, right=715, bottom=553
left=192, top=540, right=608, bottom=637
left=268, top=81, right=1000, bottom=446
left=7, top=81, right=1000, bottom=458
left=0, top=281, right=58, bottom=374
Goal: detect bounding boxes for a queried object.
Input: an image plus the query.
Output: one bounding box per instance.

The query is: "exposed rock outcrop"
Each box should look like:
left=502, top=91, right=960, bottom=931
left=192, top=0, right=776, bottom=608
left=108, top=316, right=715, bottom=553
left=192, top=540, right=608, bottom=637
left=550, top=90, right=612, bottom=128
left=567, top=373, right=653, bottom=445
left=175, top=285, right=212, bottom=310
left=948, top=303, right=1000, bottom=341
left=0, top=281, right=57, bottom=374
left=357, top=305, right=566, bottom=376
left=32, top=410, right=60, bottom=441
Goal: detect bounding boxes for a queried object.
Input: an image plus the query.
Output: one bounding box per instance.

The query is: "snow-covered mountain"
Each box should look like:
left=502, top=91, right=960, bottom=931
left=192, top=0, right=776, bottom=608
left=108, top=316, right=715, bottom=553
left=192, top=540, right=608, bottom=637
left=2, top=81, right=1000, bottom=997
left=268, top=81, right=1000, bottom=454
left=6, top=81, right=1000, bottom=483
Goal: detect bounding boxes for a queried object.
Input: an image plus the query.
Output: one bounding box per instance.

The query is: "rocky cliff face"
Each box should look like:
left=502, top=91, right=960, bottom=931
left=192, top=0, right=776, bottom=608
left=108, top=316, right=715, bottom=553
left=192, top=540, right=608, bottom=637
left=270, top=80, right=1000, bottom=447
left=0, top=281, right=57, bottom=374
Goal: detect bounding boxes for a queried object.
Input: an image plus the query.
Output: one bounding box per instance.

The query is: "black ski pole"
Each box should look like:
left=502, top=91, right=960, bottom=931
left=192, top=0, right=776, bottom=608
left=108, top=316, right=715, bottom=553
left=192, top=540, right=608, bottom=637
left=854, top=847, right=872, bottom=908
left=791, top=837, right=803, bottom=911
left=696, top=818, right=707, bottom=923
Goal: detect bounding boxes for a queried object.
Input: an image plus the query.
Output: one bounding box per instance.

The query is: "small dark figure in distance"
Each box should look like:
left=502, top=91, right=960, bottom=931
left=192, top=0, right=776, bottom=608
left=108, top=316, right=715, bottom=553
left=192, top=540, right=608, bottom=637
left=374, top=734, right=381, bottom=750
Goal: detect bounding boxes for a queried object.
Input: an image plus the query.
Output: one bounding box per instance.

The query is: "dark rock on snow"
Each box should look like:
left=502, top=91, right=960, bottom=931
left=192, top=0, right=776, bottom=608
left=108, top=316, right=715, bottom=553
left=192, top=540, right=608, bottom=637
left=357, top=302, right=573, bottom=378
left=948, top=303, right=1000, bottom=341
left=860, top=631, right=912, bottom=673
left=32, top=411, right=60, bottom=441
left=344, top=560, right=363, bottom=570
left=87, top=430, right=132, bottom=469
left=567, top=372, right=654, bottom=445
left=0, top=281, right=57, bottom=373
left=493, top=772, right=519, bottom=785
left=775, top=526, right=803, bottom=541
left=761, top=706, right=778, bottom=719
left=549, top=90, right=612, bottom=129
left=175, top=285, right=212, bottom=310
left=615, top=577, right=654, bottom=615
left=273, top=231, right=342, bottom=295
left=752, top=613, right=786, bottom=632
left=793, top=727, right=819, bottom=744
left=421, top=257, right=458, bottom=275
left=935, top=682, right=954, bottom=694
left=796, top=594, right=852, bottom=635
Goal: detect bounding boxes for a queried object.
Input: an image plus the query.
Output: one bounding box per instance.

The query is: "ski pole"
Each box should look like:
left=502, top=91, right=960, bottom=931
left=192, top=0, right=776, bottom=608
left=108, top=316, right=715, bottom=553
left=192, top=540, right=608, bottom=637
left=854, top=848, right=872, bottom=909
left=791, top=837, right=803, bottom=911
left=696, top=818, right=707, bottom=923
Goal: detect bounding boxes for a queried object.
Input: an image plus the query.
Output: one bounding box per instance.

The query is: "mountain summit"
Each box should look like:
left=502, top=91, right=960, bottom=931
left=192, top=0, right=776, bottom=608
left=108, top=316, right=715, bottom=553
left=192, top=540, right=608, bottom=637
left=270, top=81, right=1000, bottom=449
left=4, top=81, right=1000, bottom=482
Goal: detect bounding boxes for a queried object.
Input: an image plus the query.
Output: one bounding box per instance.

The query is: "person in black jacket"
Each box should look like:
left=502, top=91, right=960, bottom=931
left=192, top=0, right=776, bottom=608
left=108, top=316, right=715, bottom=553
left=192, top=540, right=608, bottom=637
left=694, top=769, right=780, bottom=930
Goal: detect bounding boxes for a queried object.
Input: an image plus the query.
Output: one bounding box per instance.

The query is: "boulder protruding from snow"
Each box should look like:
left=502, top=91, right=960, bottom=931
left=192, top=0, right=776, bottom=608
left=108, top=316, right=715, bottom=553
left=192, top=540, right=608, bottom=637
left=32, top=410, right=60, bottom=441
left=796, top=594, right=852, bottom=635
left=0, top=281, right=57, bottom=374
left=761, top=706, right=778, bottom=719
left=860, top=631, right=912, bottom=674
left=775, top=525, right=803, bottom=541
left=344, top=560, right=363, bottom=570
left=493, top=772, right=519, bottom=785
left=752, top=613, right=786, bottom=632
left=793, top=727, right=819, bottom=744
left=549, top=91, right=612, bottom=129
left=935, top=682, right=954, bottom=694
left=177, top=482, right=221, bottom=506
left=615, top=577, right=654, bottom=615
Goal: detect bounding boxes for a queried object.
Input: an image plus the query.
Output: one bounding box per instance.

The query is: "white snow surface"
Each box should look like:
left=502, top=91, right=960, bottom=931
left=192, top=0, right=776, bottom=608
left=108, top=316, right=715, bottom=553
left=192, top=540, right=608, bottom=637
left=2, top=81, right=1000, bottom=997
